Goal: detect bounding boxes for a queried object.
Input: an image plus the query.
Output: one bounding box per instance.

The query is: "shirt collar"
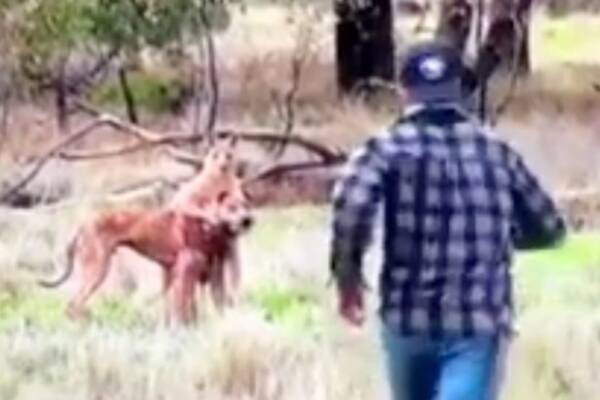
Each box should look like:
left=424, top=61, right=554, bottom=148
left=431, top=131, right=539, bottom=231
left=403, top=101, right=474, bottom=121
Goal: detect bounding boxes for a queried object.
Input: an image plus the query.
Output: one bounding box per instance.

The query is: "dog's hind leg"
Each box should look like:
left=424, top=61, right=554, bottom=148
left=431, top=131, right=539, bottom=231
left=227, top=241, right=241, bottom=303
left=66, top=233, right=115, bottom=320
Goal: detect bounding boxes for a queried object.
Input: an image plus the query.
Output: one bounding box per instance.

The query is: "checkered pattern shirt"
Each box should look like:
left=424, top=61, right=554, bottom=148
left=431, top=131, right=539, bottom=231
left=330, top=105, right=566, bottom=337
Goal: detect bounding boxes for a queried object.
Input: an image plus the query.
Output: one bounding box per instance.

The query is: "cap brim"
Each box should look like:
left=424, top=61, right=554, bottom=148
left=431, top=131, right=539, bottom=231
left=407, top=80, right=462, bottom=103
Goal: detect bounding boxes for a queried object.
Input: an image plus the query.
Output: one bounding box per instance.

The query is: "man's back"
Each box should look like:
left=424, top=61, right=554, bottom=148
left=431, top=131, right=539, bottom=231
left=330, top=40, right=567, bottom=400
left=331, top=106, right=566, bottom=337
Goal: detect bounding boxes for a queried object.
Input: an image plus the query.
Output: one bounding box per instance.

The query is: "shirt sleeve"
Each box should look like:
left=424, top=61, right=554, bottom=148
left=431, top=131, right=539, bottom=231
left=330, top=137, right=388, bottom=288
left=510, top=154, right=567, bottom=250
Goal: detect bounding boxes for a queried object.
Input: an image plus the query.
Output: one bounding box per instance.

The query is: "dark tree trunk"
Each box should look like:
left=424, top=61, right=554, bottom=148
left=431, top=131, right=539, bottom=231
left=435, top=0, right=473, bottom=54
left=0, top=87, right=10, bottom=146
left=118, top=66, right=139, bottom=124
left=334, top=0, right=395, bottom=94
left=55, top=63, right=69, bottom=134
left=486, top=0, right=532, bottom=76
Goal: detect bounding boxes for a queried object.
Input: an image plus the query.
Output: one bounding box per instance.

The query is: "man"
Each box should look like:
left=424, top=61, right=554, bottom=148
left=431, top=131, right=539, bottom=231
left=329, top=40, right=566, bottom=400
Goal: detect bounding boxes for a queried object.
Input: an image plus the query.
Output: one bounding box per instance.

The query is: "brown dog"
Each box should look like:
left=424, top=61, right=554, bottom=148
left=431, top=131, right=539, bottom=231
left=40, top=138, right=253, bottom=325
left=39, top=188, right=253, bottom=325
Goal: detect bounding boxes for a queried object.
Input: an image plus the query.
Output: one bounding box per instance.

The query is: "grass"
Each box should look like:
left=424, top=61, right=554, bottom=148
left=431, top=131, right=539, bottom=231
left=533, top=13, right=600, bottom=66
left=89, top=70, right=187, bottom=114
left=0, top=4, right=599, bottom=400
left=0, top=202, right=599, bottom=400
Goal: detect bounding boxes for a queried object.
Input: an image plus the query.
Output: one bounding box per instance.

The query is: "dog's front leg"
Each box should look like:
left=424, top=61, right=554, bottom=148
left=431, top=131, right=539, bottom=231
left=168, top=250, right=205, bottom=326
left=162, top=267, right=175, bottom=327
left=209, top=258, right=227, bottom=312
left=225, top=240, right=241, bottom=306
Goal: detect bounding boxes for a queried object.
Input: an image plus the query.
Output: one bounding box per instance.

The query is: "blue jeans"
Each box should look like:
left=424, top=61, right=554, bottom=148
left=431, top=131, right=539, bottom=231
left=380, top=323, right=509, bottom=400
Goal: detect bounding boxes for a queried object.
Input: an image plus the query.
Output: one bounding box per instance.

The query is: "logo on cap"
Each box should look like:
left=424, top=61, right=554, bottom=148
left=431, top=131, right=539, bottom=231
left=418, top=56, right=446, bottom=81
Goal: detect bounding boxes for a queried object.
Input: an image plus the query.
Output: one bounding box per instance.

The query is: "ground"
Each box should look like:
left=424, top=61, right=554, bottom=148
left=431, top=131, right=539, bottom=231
left=0, top=4, right=600, bottom=400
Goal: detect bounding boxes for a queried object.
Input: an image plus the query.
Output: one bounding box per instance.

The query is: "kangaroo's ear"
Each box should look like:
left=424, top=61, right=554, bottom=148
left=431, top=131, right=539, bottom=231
left=242, top=187, right=254, bottom=203
left=216, top=190, right=229, bottom=204
left=228, top=135, right=239, bottom=149
left=234, top=160, right=250, bottom=177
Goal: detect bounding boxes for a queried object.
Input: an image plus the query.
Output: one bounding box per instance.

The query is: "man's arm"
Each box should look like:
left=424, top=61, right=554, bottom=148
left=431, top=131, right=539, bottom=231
left=511, top=154, right=567, bottom=250
left=330, top=138, right=387, bottom=290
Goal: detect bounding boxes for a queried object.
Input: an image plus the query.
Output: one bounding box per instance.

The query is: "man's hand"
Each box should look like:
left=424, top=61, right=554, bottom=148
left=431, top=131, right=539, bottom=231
left=337, top=284, right=366, bottom=326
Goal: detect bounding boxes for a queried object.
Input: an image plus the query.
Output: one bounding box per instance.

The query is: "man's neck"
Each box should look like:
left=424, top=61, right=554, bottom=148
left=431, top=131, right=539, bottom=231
left=403, top=101, right=465, bottom=117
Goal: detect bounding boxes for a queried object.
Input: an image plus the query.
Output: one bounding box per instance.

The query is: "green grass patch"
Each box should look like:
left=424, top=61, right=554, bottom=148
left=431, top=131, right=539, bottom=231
left=0, top=290, right=148, bottom=332
left=515, top=233, right=600, bottom=311
left=89, top=70, right=186, bottom=114
left=516, top=233, right=600, bottom=270
left=534, top=14, right=600, bottom=65
left=247, top=284, right=324, bottom=335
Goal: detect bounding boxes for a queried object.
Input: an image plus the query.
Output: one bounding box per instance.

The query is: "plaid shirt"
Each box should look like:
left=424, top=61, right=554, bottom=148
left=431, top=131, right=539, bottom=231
left=330, top=104, right=566, bottom=337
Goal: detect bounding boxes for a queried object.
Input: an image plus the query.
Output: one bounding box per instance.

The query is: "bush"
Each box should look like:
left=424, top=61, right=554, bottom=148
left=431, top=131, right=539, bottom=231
left=89, top=70, right=188, bottom=114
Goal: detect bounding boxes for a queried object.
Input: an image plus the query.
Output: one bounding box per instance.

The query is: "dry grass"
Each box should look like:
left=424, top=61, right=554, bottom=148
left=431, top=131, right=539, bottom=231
left=1, top=205, right=600, bottom=400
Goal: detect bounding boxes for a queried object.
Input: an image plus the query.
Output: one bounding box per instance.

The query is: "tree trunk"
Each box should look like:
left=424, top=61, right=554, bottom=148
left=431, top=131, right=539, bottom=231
left=0, top=87, right=9, bottom=152
left=55, top=62, right=69, bottom=134
left=334, top=0, right=395, bottom=94
left=118, top=66, right=139, bottom=124
left=435, top=0, right=473, bottom=54
left=485, top=0, right=532, bottom=76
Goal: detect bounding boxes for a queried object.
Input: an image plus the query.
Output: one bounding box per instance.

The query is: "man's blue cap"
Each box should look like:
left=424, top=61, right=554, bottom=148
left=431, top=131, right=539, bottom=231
left=399, top=40, right=464, bottom=103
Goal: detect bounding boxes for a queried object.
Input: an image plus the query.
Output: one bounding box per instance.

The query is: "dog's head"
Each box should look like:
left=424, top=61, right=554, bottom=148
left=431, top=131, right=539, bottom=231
left=214, top=180, right=254, bottom=236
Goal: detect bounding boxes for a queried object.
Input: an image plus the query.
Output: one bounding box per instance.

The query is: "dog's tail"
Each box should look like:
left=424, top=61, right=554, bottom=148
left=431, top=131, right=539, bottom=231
left=38, top=230, right=79, bottom=288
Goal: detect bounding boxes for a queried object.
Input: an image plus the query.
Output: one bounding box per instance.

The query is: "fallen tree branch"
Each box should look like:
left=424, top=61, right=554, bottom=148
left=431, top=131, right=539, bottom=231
left=216, top=129, right=343, bottom=162
left=0, top=103, right=345, bottom=200
left=0, top=118, right=109, bottom=202
left=73, top=100, right=163, bottom=141
left=245, top=157, right=346, bottom=184
left=73, top=101, right=341, bottom=162
left=58, top=136, right=200, bottom=162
